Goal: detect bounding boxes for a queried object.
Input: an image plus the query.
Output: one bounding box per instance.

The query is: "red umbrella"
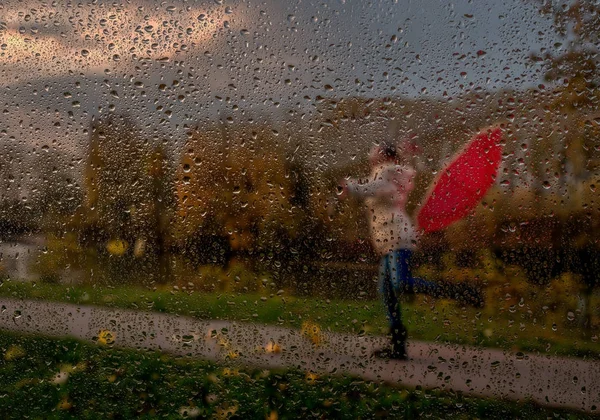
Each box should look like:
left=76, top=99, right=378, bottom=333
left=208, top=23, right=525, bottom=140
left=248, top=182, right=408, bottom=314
left=417, top=127, right=504, bottom=234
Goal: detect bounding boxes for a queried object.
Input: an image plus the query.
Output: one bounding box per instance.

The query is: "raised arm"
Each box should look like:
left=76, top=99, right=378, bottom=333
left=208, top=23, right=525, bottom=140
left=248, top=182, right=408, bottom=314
left=343, top=164, right=415, bottom=207
left=346, top=177, right=388, bottom=198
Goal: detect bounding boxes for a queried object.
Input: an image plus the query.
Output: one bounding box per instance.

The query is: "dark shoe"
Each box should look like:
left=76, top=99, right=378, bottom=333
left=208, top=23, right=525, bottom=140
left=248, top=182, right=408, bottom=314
left=372, top=347, right=408, bottom=360
left=373, top=333, right=408, bottom=360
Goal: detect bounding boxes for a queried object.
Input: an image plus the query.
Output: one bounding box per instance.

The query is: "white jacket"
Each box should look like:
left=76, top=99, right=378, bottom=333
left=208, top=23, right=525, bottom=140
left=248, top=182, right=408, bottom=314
left=347, top=163, right=418, bottom=255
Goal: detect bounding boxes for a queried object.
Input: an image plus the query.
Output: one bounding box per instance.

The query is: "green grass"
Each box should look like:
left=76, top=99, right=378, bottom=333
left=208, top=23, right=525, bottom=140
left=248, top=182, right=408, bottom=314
left=0, top=331, right=592, bottom=419
left=0, top=280, right=598, bottom=359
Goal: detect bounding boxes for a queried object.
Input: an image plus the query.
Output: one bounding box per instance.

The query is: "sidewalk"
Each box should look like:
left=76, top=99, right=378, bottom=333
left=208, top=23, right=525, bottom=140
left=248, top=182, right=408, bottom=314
left=0, top=298, right=598, bottom=413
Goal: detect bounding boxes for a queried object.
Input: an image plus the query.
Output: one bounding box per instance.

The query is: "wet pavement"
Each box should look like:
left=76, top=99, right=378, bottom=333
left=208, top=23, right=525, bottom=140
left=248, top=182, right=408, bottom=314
left=0, top=298, right=598, bottom=413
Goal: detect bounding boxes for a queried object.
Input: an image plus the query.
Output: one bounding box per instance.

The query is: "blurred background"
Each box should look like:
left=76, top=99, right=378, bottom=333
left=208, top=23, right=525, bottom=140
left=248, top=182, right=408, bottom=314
left=2, top=1, right=600, bottom=417
left=0, top=0, right=599, bottom=376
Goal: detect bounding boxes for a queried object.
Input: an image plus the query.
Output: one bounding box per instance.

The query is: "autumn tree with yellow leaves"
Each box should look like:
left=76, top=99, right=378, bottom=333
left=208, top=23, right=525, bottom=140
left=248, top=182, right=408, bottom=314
left=175, top=122, right=304, bottom=265
left=83, top=115, right=175, bottom=283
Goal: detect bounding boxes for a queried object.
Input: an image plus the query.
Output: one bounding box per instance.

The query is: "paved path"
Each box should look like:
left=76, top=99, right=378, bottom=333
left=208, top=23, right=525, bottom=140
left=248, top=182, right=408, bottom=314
left=0, top=298, right=598, bottom=413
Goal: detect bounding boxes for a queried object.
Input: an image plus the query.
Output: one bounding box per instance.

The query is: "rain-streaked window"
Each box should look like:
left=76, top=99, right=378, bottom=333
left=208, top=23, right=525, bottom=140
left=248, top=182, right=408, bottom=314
left=0, top=0, right=599, bottom=418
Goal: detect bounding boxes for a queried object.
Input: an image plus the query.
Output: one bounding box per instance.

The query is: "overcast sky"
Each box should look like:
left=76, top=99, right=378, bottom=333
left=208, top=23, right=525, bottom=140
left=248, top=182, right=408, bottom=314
left=0, top=0, right=560, bottom=158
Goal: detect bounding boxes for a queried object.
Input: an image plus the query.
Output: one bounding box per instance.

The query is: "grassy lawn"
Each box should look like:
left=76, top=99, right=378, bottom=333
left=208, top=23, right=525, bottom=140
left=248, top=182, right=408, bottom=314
left=0, top=280, right=598, bottom=359
left=0, top=331, right=592, bottom=419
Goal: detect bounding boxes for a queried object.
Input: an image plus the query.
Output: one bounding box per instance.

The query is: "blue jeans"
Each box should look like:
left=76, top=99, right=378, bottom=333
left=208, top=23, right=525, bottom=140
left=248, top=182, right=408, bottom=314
left=379, top=249, right=441, bottom=335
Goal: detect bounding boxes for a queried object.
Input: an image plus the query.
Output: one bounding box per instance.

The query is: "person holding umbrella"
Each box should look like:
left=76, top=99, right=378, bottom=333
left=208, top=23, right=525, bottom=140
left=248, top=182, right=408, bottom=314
left=340, top=138, right=489, bottom=360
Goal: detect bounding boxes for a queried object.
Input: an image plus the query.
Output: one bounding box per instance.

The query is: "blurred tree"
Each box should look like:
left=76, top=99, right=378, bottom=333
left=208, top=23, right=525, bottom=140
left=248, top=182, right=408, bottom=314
left=286, top=157, right=312, bottom=211
left=148, top=144, right=176, bottom=284
left=34, top=152, right=84, bottom=233
left=84, top=115, right=175, bottom=283
left=0, top=145, right=17, bottom=204
left=85, top=115, right=154, bottom=241
left=528, top=0, right=600, bottom=330
left=174, top=124, right=223, bottom=240
left=175, top=123, right=302, bottom=266
left=0, top=144, right=38, bottom=236
left=532, top=0, right=600, bottom=185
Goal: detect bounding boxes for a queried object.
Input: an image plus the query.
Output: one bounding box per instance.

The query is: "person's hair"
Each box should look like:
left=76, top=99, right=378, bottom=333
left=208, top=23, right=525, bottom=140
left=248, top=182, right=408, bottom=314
left=380, top=142, right=397, bottom=160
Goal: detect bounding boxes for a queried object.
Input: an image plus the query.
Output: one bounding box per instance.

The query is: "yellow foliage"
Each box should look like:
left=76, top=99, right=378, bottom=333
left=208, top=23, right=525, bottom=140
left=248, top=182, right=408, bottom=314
left=226, top=350, right=240, bottom=360
left=175, top=125, right=301, bottom=250
left=215, top=404, right=238, bottom=419
left=305, top=372, right=319, bottom=384
left=4, top=345, right=26, bottom=361
left=222, top=368, right=240, bottom=377
left=301, top=321, right=324, bottom=346
left=106, top=239, right=128, bottom=256
left=57, top=397, right=72, bottom=411
left=264, top=341, right=282, bottom=354
left=97, top=329, right=115, bottom=346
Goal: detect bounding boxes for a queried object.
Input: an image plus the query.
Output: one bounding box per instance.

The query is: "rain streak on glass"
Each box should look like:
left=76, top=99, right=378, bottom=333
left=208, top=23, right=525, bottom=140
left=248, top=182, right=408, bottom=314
left=0, top=0, right=599, bottom=418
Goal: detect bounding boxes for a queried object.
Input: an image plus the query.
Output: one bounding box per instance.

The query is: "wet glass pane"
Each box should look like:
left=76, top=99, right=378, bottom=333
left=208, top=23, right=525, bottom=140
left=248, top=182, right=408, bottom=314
left=0, top=0, right=598, bottom=418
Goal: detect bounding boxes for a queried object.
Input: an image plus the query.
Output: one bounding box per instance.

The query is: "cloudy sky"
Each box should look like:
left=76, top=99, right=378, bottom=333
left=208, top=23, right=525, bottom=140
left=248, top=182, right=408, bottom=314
left=0, top=0, right=560, bottom=160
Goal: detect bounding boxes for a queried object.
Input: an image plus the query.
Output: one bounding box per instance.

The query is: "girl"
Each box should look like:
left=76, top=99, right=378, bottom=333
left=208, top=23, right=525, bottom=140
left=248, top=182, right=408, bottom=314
left=341, top=143, right=483, bottom=360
